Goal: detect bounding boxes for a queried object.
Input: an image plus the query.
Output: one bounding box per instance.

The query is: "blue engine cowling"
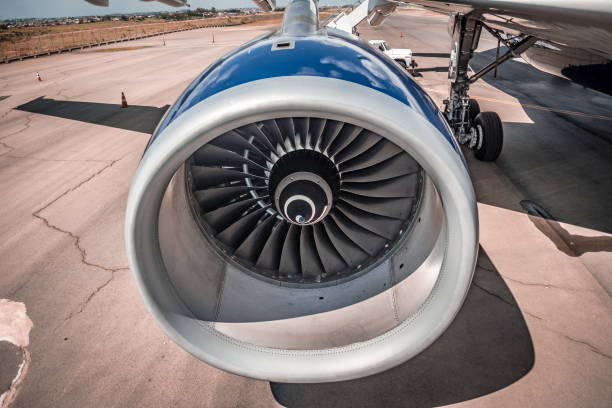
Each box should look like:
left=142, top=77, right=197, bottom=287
left=151, top=29, right=459, bottom=153
left=126, top=2, right=477, bottom=383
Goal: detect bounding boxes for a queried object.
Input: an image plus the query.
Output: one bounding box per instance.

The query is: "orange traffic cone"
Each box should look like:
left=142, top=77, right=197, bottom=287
left=36, top=72, right=42, bottom=82
left=121, top=92, right=128, bottom=108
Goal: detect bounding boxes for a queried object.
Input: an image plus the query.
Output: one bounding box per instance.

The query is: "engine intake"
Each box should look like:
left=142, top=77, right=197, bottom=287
left=125, top=20, right=478, bottom=383
left=186, top=116, right=423, bottom=284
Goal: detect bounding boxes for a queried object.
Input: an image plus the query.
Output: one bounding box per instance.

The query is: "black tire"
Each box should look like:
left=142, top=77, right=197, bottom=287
left=396, top=59, right=407, bottom=69
left=474, top=111, right=503, bottom=161
left=468, top=98, right=480, bottom=125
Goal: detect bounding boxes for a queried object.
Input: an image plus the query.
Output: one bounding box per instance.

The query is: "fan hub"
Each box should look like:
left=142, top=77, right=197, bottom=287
left=268, top=149, right=340, bottom=225
left=275, top=172, right=333, bottom=225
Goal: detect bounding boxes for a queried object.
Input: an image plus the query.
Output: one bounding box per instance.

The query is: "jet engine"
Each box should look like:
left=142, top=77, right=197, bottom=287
left=125, top=0, right=478, bottom=383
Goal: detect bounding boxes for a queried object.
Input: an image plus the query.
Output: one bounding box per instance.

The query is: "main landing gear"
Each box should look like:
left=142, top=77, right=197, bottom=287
left=443, top=14, right=537, bottom=161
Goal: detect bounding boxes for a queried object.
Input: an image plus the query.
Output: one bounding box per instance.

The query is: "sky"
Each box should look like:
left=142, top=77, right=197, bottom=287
left=0, top=0, right=351, bottom=20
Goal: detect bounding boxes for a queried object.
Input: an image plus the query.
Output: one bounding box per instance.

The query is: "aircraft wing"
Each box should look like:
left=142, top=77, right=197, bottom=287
left=252, top=0, right=276, bottom=11
left=85, top=0, right=276, bottom=10
left=84, top=0, right=190, bottom=7
left=398, top=0, right=612, bottom=60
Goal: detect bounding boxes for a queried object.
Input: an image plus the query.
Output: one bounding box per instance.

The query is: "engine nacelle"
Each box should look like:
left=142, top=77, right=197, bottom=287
left=125, top=7, right=477, bottom=383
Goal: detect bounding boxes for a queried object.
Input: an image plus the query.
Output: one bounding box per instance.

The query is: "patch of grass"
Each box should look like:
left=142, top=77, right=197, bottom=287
left=0, top=19, right=166, bottom=40
left=0, top=13, right=287, bottom=61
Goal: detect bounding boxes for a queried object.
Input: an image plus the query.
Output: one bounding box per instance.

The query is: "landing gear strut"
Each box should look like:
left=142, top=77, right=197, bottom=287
left=443, top=14, right=536, bottom=161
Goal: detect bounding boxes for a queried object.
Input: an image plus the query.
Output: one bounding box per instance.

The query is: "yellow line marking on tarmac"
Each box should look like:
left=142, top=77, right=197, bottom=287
left=424, top=87, right=612, bottom=122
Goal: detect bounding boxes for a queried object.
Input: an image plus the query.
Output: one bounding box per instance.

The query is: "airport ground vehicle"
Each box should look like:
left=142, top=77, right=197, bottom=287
left=368, top=39, right=413, bottom=69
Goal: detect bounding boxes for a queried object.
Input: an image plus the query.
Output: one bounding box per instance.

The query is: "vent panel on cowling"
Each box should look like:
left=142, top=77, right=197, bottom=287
left=185, top=117, right=423, bottom=285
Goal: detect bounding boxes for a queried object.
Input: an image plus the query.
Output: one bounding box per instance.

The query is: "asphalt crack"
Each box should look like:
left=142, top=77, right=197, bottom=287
left=0, top=114, right=32, bottom=141
left=501, top=274, right=594, bottom=293
left=0, top=114, right=33, bottom=157
left=0, top=140, right=15, bottom=156
left=30, top=154, right=131, bottom=321
left=33, top=209, right=128, bottom=273
left=479, top=262, right=594, bottom=294
left=33, top=155, right=124, bottom=219
left=472, top=281, right=515, bottom=308
left=523, top=310, right=612, bottom=360
left=61, top=267, right=128, bottom=322
left=476, top=264, right=496, bottom=274
left=477, top=271, right=611, bottom=360
left=0, top=108, right=12, bottom=122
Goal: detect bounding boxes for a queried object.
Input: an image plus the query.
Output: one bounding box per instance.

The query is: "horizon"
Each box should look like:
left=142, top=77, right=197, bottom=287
left=0, top=0, right=349, bottom=21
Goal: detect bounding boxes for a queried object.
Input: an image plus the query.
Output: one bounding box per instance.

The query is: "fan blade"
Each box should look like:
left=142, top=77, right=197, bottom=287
left=193, top=144, right=268, bottom=171
left=194, top=185, right=265, bottom=212
left=313, top=223, right=347, bottom=276
left=339, top=192, right=414, bottom=220
left=327, top=125, right=362, bottom=158
left=203, top=197, right=262, bottom=232
left=256, top=220, right=288, bottom=271
left=261, top=120, right=283, bottom=144
left=319, top=120, right=343, bottom=154
left=341, top=153, right=419, bottom=183
left=309, top=118, right=327, bottom=149
left=299, top=226, right=325, bottom=278
left=277, top=118, right=296, bottom=151
left=342, top=173, right=419, bottom=198
left=238, top=124, right=276, bottom=153
left=191, top=166, right=268, bottom=190
left=234, top=214, right=278, bottom=262
left=294, top=117, right=310, bottom=149
left=335, top=201, right=403, bottom=240
left=329, top=210, right=387, bottom=256
left=339, top=139, right=402, bottom=173
left=322, top=218, right=369, bottom=268
left=216, top=206, right=271, bottom=250
left=212, top=130, right=270, bottom=162
left=334, top=130, right=382, bottom=164
left=279, top=224, right=301, bottom=277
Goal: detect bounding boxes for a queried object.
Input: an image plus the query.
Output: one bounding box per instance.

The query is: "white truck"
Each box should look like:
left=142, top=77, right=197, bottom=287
left=368, top=39, right=413, bottom=70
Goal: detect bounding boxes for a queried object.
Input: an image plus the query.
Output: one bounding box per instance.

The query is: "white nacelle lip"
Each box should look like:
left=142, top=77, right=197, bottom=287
left=125, top=76, right=478, bottom=383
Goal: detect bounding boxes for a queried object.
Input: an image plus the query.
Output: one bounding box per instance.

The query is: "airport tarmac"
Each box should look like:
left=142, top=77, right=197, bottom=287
left=0, top=8, right=610, bottom=408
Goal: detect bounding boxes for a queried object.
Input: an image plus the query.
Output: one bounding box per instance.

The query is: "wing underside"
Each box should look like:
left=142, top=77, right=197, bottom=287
left=401, top=0, right=612, bottom=60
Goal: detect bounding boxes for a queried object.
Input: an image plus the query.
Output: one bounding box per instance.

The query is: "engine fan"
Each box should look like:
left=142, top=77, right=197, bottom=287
left=186, top=117, right=423, bottom=285
left=125, top=0, right=477, bottom=383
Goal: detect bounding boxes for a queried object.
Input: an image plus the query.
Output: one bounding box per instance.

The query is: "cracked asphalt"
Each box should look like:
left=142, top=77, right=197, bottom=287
left=0, top=25, right=281, bottom=408
left=1, top=8, right=611, bottom=408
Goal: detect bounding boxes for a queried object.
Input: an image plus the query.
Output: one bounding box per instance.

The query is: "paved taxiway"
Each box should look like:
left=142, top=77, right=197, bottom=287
left=0, top=8, right=611, bottom=408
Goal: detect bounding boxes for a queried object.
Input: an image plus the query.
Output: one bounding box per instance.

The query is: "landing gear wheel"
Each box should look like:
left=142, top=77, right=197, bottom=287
left=409, top=60, right=421, bottom=77
left=468, top=98, right=480, bottom=125
left=474, top=111, right=503, bottom=161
